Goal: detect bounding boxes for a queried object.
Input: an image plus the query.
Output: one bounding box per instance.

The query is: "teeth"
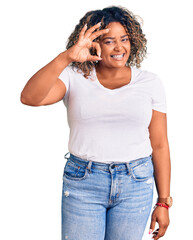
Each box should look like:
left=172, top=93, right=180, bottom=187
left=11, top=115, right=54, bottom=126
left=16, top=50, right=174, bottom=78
left=111, top=53, right=124, bottom=59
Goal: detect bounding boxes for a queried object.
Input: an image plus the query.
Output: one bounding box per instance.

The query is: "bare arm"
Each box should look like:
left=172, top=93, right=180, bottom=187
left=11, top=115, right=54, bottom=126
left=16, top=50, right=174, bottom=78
left=148, top=110, right=171, bottom=240
left=20, top=50, right=72, bottom=106
left=20, top=23, right=110, bottom=106
left=149, top=110, right=171, bottom=198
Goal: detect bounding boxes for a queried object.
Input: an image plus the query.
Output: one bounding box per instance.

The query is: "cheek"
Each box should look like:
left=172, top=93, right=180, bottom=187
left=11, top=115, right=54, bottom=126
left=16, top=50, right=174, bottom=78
left=100, top=46, right=113, bottom=57
left=125, top=42, right=131, bottom=50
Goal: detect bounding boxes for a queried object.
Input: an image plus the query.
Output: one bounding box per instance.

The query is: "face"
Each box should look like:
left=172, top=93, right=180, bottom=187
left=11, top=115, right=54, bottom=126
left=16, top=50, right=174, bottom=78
left=98, top=22, right=131, bottom=68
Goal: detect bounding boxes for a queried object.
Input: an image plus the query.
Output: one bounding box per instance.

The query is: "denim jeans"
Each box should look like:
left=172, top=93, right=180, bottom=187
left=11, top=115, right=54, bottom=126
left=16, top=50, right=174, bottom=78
left=61, top=152, right=155, bottom=240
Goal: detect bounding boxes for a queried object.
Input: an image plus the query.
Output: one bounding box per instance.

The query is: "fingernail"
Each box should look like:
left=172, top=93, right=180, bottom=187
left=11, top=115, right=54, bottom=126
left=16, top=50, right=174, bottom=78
left=149, top=229, right=153, bottom=234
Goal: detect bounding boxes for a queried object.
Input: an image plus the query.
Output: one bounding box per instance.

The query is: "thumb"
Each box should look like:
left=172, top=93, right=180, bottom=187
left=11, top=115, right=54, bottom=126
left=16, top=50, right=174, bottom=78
left=149, top=216, right=156, bottom=234
left=89, top=55, right=103, bottom=62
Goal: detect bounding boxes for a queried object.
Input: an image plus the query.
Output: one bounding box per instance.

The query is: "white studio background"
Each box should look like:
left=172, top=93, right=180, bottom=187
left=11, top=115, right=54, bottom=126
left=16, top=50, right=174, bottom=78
left=0, top=0, right=192, bottom=239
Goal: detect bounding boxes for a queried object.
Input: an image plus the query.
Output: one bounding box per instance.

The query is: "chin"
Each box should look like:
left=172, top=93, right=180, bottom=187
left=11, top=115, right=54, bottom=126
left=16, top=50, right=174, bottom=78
left=99, top=60, right=127, bottom=68
left=111, top=62, right=127, bottom=68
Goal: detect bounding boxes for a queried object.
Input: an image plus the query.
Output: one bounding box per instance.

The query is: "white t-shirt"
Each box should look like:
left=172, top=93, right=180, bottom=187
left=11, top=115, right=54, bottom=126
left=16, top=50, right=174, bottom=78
left=58, top=65, right=167, bottom=163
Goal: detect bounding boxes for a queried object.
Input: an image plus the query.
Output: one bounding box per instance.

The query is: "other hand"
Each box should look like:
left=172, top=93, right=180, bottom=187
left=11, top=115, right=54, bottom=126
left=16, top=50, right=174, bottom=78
left=149, top=206, right=170, bottom=239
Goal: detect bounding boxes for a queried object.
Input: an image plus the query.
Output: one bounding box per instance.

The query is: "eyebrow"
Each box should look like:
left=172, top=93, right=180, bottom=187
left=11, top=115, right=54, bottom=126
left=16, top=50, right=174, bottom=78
left=102, top=35, right=129, bottom=41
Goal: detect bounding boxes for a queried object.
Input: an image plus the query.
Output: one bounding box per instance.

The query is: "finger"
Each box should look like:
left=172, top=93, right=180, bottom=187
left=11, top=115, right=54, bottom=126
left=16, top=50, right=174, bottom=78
left=151, top=228, right=159, bottom=238
left=153, top=226, right=167, bottom=240
left=88, top=55, right=102, bottom=62
left=79, top=24, right=87, bottom=40
left=90, top=28, right=110, bottom=41
left=84, top=22, right=102, bottom=38
left=149, top=217, right=156, bottom=234
left=152, top=228, right=159, bottom=234
left=92, top=42, right=101, bottom=58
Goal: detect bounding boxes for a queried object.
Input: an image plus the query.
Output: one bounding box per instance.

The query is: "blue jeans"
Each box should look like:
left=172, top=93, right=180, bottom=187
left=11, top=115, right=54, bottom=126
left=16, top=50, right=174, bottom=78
left=61, top=152, right=155, bottom=240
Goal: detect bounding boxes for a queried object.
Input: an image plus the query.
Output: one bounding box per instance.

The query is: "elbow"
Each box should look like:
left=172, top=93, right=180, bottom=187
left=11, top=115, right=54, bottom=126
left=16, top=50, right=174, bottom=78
left=20, top=94, right=26, bottom=104
left=152, top=142, right=170, bottom=151
left=20, top=93, right=39, bottom=106
left=20, top=93, right=28, bottom=105
left=20, top=92, right=31, bottom=105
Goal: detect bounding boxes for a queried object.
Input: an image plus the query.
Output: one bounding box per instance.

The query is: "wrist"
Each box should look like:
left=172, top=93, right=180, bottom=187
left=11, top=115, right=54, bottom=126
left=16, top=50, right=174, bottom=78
left=154, top=203, right=169, bottom=210
left=56, top=50, right=73, bottom=69
left=64, top=48, right=75, bottom=63
left=157, top=196, right=173, bottom=208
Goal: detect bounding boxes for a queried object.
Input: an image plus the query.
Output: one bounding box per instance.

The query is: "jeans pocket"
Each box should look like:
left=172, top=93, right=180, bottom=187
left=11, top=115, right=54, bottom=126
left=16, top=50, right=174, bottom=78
left=131, top=158, right=154, bottom=182
left=63, top=158, right=89, bottom=181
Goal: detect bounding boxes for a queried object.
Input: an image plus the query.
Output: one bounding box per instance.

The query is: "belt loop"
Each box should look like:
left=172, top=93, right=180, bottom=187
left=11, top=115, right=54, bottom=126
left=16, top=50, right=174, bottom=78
left=86, top=160, right=93, bottom=173
left=126, top=162, right=131, bottom=175
left=64, top=152, right=70, bottom=160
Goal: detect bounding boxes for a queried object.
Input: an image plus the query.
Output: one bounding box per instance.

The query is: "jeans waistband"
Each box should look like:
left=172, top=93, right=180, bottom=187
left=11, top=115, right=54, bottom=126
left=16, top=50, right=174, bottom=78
left=64, top=152, right=152, bottom=174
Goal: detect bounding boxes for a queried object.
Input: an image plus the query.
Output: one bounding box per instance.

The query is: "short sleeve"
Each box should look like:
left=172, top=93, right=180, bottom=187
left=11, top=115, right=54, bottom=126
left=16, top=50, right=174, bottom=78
left=152, top=76, right=167, bottom=113
left=58, top=66, right=71, bottom=97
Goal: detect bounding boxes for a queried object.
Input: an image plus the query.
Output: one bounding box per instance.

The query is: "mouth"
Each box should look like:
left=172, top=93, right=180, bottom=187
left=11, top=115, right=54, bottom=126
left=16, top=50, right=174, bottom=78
left=110, top=53, right=125, bottom=60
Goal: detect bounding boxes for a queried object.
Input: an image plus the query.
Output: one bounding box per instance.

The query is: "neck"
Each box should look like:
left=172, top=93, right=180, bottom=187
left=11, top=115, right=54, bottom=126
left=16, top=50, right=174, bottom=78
left=95, top=64, right=129, bottom=80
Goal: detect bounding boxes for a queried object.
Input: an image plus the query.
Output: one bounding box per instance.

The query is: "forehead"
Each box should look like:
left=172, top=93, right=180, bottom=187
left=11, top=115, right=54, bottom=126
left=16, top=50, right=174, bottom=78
left=106, top=22, right=126, bottom=30
left=100, top=22, right=128, bottom=39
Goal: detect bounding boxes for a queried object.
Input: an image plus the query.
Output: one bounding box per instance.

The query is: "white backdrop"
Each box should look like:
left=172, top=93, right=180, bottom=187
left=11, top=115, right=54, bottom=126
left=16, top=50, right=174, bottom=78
left=1, top=0, right=192, bottom=239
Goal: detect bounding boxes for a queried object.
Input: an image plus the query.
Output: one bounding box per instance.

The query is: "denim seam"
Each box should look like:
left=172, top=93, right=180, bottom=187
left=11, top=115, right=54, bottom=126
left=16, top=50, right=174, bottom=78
left=66, top=157, right=152, bottom=173
left=68, top=163, right=131, bottom=172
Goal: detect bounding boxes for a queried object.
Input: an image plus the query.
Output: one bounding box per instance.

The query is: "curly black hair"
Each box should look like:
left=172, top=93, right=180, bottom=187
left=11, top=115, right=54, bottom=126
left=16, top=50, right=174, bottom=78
left=66, top=5, right=147, bottom=78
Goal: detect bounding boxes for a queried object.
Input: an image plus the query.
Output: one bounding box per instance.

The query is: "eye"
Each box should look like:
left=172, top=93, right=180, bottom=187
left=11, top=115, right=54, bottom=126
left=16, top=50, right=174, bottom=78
left=104, top=41, right=113, bottom=44
left=122, top=38, right=129, bottom=42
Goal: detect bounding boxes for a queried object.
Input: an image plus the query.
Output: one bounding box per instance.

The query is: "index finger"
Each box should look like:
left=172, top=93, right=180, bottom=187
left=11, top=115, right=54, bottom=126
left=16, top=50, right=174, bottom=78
left=89, top=28, right=110, bottom=41
left=79, top=24, right=88, bottom=40
left=84, top=22, right=102, bottom=38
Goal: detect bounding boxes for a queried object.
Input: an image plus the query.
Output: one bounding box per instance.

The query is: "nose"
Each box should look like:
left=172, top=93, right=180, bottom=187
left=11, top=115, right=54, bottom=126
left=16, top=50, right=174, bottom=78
left=114, top=41, right=123, bottom=51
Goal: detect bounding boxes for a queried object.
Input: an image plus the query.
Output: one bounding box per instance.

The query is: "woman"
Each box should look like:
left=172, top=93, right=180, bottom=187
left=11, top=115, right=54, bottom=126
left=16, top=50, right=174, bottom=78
left=20, top=6, right=172, bottom=240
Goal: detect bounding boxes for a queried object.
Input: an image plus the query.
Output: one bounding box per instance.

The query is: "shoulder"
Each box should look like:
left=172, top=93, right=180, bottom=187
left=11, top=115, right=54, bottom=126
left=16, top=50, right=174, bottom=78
left=62, top=65, right=80, bottom=75
left=133, top=67, right=166, bottom=98
left=66, top=65, right=95, bottom=78
left=132, top=66, right=159, bottom=83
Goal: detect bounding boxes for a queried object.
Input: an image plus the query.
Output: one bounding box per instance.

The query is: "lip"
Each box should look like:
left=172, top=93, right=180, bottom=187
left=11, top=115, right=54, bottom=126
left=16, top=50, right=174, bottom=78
left=110, top=53, right=125, bottom=61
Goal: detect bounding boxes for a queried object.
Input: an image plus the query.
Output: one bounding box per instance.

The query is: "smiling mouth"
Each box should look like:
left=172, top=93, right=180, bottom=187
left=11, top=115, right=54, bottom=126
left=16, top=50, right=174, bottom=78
left=110, top=53, right=125, bottom=59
